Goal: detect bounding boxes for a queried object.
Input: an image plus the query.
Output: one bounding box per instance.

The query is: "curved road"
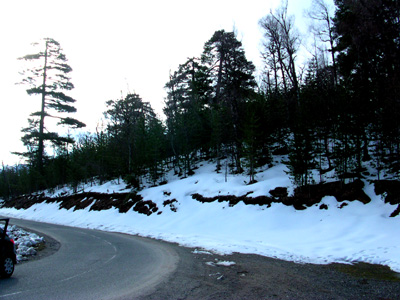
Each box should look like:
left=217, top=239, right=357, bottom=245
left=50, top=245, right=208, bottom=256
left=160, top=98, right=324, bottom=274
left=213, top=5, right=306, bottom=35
left=0, top=218, right=178, bottom=300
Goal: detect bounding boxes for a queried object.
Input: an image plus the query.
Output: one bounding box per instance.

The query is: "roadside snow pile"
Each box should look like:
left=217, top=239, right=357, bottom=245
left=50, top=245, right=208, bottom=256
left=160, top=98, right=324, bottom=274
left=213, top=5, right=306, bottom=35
left=7, top=225, right=44, bottom=261
left=1, top=159, right=400, bottom=272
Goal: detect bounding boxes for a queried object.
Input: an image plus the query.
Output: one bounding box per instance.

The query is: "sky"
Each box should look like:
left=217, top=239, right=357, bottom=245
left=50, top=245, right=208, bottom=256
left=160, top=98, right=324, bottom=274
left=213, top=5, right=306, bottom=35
left=0, top=0, right=333, bottom=166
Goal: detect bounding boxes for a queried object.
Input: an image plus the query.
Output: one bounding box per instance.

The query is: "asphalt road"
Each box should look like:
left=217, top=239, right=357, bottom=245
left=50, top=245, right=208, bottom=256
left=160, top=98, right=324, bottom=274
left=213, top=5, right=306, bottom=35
left=3, top=219, right=399, bottom=300
left=0, top=218, right=179, bottom=300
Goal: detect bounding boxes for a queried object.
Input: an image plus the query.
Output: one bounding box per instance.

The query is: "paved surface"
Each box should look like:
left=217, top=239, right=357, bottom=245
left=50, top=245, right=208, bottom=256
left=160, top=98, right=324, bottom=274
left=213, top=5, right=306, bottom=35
left=0, top=218, right=178, bottom=300
left=1, top=218, right=399, bottom=299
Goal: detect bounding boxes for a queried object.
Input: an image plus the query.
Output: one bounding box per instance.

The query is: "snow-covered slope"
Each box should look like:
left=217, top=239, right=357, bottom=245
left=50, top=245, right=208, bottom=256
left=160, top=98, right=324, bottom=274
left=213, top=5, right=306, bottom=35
left=1, top=160, right=400, bottom=272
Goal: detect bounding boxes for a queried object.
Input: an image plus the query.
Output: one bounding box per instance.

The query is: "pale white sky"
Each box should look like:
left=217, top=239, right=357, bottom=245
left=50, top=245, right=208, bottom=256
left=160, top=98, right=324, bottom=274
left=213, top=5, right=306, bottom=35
left=0, top=0, right=332, bottom=166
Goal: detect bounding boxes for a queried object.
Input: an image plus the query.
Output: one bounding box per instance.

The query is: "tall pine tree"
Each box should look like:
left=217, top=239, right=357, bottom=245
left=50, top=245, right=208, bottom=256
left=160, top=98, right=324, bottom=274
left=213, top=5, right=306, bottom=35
left=201, top=30, right=256, bottom=172
left=17, top=38, right=85, bottom=175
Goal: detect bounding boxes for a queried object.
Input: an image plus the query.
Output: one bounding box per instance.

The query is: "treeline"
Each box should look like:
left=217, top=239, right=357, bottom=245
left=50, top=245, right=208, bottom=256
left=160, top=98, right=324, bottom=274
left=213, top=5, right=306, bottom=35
left=1, top=0, right=399, bottom=199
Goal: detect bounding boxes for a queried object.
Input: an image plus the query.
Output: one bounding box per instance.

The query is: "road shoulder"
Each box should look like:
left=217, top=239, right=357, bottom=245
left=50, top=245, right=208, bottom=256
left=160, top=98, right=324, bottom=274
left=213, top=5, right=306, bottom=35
left=140, top=241, right=400, bottom=300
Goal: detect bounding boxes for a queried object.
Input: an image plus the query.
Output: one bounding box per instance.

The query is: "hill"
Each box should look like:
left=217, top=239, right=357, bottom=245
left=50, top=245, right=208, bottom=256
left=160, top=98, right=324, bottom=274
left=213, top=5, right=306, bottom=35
left=1, top=158, right=400, bottom=273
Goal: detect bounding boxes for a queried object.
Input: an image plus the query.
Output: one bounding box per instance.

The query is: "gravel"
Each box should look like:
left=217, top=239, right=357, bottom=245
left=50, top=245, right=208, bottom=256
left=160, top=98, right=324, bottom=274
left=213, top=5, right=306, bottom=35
left=140, top=242, right=400, bottom=300
left=6, top=225, right=399, bottom=299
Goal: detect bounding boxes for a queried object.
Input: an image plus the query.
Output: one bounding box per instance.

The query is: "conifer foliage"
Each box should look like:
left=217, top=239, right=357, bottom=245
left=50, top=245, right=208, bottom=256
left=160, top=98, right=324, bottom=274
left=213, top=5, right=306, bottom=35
left=104, top=93, right=165, bottom=185
left=16, top=38, right=85, bottom=176
left=1, top=0, right=400, bottom=199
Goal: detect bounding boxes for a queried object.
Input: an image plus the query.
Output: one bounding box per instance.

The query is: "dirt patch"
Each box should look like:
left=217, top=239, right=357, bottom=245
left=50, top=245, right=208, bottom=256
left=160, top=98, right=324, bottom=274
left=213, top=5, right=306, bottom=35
left=374, top=180, right=400, bottom=217
left=133, top=200, right=159, bottom=215
left=192, top=192, right=271, bottom=207
left=4, top=192, right=158, bottom=216
left=193, top=179, right=372, bottom=212
left=141, top=243, right=400, bottom=300
left=292, top=179, right=371, bottom=206
left=163, top=199, right=178, bottom=212
left=4, top=180, right=400, bottom=217
left=4, top=193, right=48, bottom=210
left=332, top=262, right=400, bottom=282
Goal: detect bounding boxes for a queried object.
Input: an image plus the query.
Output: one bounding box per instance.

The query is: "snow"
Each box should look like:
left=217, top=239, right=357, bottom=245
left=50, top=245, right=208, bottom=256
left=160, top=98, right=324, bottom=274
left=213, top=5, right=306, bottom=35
left=192, top=249, right=213, bottom=255
left=6, top=225, right=44, bottom=261
left=206, top=260, right=237, bottom=267
left=1, top=159, right=400, bottom=272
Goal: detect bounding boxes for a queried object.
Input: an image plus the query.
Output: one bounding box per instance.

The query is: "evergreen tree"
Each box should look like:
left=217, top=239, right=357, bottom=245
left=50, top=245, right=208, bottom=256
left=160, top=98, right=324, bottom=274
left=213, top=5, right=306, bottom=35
left=201, top=30, right=257, bottom=172
left=104, top=93, right=162, bottom=185
left=301, top=58, right=337, bottom=175
left=164, top=57, right=211, bottom=175
left=17, top=38, right=85, bottom=176
left=242, top=108, right=260, bottom=184
left=145, top=117, right=167, bottom=184
left=334, top=0, right=400, bottom=176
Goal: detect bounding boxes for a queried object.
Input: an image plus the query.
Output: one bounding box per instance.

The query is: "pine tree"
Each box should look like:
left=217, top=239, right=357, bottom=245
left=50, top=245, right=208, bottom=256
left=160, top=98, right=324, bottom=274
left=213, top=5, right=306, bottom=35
left=334, top=0, right=400, bottom=177
left=17, top=38, right=85, bottom=176
left=201, top=30, right=256, bottom=172
left=164, top=58, right=211, bottom=176
left=104, top=93, right=161, bottom=185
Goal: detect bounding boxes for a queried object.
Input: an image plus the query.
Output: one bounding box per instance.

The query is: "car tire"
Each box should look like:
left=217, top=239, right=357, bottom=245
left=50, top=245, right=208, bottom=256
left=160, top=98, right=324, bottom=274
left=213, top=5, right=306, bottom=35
left=1, top=256, right=15, bottom=278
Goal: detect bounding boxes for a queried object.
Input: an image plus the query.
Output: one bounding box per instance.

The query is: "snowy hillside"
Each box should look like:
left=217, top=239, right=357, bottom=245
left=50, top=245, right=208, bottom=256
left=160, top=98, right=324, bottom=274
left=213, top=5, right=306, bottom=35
left=1, top=159, right=400, bottom=273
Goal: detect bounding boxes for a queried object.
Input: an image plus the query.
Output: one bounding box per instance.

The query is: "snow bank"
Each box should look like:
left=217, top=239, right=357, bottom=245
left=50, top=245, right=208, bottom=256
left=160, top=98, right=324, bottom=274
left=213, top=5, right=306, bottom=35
left=1, top=160, right=400, bottom=272
left=7, top=225, right=44, bottom=261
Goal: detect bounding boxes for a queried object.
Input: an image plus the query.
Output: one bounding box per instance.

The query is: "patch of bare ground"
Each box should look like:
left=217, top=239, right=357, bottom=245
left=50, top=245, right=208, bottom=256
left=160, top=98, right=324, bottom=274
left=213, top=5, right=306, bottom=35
left=3, top=192, right=158, bottom=216
left=4, top=179, right=400, bottom=217
left=192, top=179, right=400, bottom=217
left=374, top=180, right=400, bottom=217
left=193, top=179, right=371, bottom=209
left=141, top=244, right=400, bottom=300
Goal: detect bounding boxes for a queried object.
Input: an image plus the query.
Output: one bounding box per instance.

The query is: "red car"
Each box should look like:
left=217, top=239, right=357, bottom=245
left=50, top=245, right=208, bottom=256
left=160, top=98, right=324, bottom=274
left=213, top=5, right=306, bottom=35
left=0, top=218, right=17, bottom=278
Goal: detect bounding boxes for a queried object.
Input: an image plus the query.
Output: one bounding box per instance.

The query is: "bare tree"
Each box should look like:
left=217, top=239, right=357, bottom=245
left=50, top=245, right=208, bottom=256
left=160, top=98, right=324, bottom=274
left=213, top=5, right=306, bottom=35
left=260, top=15, right=288, bottom=93
left=306, top=0, right=338, bottom=85
left=260, top=0, right=301, bottom=97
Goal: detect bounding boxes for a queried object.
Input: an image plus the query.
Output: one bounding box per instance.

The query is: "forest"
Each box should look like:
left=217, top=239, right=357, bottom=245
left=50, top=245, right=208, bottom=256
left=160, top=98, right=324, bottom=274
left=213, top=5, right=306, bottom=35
left=1, top=0, right=399, bottom=199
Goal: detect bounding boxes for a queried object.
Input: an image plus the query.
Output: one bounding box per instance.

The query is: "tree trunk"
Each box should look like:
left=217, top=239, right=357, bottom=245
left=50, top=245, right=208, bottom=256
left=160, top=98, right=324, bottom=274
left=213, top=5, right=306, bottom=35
left=38, top=40, right=49, bottom=175
left=215, top=48, right=225, bottom=102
